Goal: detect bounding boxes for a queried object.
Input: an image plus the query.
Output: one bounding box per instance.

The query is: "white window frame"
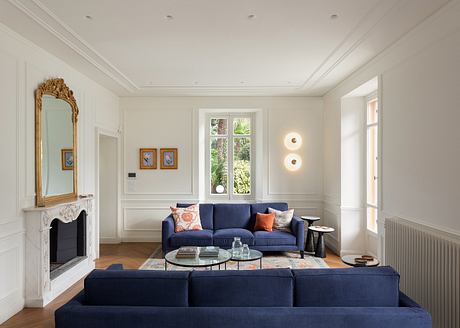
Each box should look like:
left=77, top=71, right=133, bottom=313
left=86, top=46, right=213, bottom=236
left=365, top=92, right=379, bottom=233
left=205, top=112, right=255, bottom=201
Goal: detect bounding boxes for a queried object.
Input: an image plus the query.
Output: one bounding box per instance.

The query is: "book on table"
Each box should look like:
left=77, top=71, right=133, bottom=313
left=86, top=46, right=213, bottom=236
left=199, top=246, right=220, bottom=258
left=176, top=246, right=198, bottom=258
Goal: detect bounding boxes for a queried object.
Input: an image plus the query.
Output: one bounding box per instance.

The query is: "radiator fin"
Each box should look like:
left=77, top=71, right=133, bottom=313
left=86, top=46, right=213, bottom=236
left=385, top=218, right=460, bottom=328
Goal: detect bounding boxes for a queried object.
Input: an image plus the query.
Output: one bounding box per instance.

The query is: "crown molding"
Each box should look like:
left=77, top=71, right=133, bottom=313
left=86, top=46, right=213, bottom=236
left=7, top=0, right=137, bottom=93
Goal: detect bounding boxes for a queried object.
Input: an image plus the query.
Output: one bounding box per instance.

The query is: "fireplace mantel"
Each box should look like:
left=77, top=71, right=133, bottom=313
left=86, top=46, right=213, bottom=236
left=23, top=197, right=95, bottom=307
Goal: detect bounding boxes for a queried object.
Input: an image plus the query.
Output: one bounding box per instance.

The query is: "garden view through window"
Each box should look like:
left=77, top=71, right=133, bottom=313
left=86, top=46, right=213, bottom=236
left=209, top=116, right=252, bottom=197
left=366, top=97, right=379, bottom=233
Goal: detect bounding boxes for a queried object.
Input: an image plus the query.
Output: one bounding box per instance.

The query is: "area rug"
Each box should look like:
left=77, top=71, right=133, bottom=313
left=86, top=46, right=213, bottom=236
left=139, top=246, right=328, bottom=270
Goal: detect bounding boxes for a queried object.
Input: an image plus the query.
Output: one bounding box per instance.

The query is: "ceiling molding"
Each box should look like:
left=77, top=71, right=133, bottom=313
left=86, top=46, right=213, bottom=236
left=7, top=0, right=137, bottom=92
left=300, top=0, right=400, bottom=92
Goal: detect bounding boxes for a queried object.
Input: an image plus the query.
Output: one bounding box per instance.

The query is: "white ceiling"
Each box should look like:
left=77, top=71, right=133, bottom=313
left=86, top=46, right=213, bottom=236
left=0, top=0, right=450, bottom=96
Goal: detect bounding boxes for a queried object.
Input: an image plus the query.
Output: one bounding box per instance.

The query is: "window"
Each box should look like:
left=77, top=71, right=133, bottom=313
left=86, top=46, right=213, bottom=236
left=366, top=97, right=379, bottom=232
left=207, top=114, right=253, bottom=199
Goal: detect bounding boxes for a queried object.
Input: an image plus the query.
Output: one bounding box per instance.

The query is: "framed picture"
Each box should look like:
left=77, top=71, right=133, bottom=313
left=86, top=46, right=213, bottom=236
left=61, top=149, right=74, bottom=170
left=139, top=148, right=157, bottom=169
left=160, top=148, right=178, bottom=169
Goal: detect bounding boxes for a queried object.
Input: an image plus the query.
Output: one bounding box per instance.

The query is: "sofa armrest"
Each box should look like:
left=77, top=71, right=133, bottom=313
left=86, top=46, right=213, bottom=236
left=162, top=214, right=175, bottom=254
left=291, top=216, right=305, bottom=251
left=106, top=264, right=124, bottom=271
left=399, top=292, right=422, bottom=308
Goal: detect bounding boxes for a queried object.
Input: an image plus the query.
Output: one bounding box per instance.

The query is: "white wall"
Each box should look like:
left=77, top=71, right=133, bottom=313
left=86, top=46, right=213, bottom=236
left=323, top=1, right=460, bottom=256
left=0, top=22, right=120, bottom=324
left=120, top=97, right=323, bottom=241
left=99, top=135, right=119, bottom=243
left=340, top=97, right=366, bottom=255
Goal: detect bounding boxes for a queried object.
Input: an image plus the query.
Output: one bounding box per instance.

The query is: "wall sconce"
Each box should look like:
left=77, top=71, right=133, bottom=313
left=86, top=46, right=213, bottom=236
left=284, top=132, right=302, bottom=151
left=284, top=153, right=302, bottom=171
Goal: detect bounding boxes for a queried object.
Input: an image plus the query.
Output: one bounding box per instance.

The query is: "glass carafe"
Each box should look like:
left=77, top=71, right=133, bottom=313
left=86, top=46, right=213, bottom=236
left=231, top=237, right=243, bottom=257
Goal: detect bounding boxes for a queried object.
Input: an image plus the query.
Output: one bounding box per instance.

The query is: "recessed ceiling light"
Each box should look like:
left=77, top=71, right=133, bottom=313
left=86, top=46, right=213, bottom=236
left=84, top=15, right=93, bottom=20
left=248, top=14, right=257, bottom=20
left=330, top=14, right=339, bottom=20
left=165, top=15, right=174, bottom=20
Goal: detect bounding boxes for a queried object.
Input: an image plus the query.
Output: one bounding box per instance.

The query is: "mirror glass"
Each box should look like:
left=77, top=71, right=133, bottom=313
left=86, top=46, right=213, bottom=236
left=40, top=95, right=74, bottom=197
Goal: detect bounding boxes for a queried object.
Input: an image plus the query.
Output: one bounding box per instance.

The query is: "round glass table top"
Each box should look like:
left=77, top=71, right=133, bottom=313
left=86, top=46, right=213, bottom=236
left=227, top=249, right=263, bottom=262
left=165, top=248, right=232, bottom=267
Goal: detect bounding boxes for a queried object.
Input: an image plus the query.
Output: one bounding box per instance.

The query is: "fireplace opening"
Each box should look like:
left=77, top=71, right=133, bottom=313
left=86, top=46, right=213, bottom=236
left=49, top=210, right=87, bottom=279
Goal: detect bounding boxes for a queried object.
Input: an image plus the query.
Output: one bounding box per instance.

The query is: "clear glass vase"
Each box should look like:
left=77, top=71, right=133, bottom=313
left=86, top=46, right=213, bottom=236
left=232, top=237, right=243, bottom=257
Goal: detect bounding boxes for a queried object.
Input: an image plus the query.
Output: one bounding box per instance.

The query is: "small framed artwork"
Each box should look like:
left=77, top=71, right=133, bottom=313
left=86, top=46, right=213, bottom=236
left=61, top=149, right=74, bottom=170
left=160, top=148, right=178, bottom=169
left=139, top=148, right=157, bottom=169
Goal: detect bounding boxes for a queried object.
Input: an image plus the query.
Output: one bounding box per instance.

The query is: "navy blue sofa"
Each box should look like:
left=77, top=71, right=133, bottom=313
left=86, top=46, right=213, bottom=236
left=55, top=265, right=431, bottom=328
left=162, top=202, right=305, bottom=257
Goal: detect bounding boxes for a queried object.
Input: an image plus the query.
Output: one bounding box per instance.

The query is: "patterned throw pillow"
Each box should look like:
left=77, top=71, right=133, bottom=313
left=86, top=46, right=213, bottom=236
left=268, top=207, right=294, bottom=232
left=170, top=204, right=203, bottom=233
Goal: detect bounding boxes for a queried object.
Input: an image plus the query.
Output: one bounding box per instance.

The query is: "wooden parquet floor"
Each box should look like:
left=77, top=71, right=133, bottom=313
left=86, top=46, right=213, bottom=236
left=1, top=242, right=347, bottom=328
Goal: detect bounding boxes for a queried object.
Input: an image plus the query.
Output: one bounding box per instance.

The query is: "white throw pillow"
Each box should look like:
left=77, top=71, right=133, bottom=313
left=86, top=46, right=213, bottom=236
left=268, top=207, right=294, bottom=232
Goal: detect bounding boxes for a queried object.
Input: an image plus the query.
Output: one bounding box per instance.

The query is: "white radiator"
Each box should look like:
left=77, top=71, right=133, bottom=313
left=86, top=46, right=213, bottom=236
left=385, top=217, right=460, bottom=328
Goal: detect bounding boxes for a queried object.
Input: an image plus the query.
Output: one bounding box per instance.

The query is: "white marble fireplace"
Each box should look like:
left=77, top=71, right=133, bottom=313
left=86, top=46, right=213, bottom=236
left=23, top=197, right=95, bottom=307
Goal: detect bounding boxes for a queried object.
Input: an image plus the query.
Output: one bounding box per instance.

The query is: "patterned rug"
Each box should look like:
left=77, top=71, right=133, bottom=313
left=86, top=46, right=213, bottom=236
left=140, top=247, right=328, bottom=270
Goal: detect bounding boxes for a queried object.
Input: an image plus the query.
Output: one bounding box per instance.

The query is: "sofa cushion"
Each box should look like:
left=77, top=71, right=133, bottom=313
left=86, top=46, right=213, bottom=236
left=169, top=229, right=213, bottom=248
left=254, top=230, right=296, bottom=246
left=212, top=228, right=254, bottom=249
left=177, top=203, right=213, bottom=230
left=293, top=266, right=400, bottom=307
left=190, top=269, right=293, bottom=307
left=214, top=203, right=251, bottom=230
left=250, top=203, right=288, bottom=228
left=213, top=228, right=254, bottom=247
left=85, top=270, right=189, bottom=306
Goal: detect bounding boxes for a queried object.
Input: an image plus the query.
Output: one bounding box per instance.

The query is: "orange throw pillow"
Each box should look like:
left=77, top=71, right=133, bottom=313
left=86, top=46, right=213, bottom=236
left=254, top=213, right=275, bottom=232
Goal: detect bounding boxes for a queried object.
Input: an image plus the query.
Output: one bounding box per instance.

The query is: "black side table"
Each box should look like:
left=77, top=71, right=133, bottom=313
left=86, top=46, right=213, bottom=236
left=301, top=216, right=320, bottom=253
left=308, top=226, right=335, bottom=258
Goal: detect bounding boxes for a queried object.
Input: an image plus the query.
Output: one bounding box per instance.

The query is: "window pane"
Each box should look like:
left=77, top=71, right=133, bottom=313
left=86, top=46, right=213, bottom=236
left=367, top=125, right=378, bottom=206
left=233, top=118, right=251, bottom=135
left=367, top=206, right=378, bottom=233
left=233, top=137, right=251, bottom=194
left=367, top=99, right=378, bottom=124
left=210, top=138, right=228, bottom=194
left=210, top=118, right=228, bottom=136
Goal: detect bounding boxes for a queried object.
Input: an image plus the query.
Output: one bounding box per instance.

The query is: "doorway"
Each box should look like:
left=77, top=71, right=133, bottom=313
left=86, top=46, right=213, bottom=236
left=98, top=134, right=119, bottom=246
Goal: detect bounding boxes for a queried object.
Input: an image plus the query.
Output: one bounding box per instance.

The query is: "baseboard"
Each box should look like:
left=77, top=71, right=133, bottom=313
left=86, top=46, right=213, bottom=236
left=100, top=237, right=121, bottom=244
left=0, top=290, right=24, bottom=325
left=121, top=237, right=160, bottom=242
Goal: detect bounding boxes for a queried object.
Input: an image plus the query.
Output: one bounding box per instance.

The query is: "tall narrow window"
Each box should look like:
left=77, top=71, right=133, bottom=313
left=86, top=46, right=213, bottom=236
left=366, top=97, right=379, bottom=232
left=208, top=114, right=253, bottom=199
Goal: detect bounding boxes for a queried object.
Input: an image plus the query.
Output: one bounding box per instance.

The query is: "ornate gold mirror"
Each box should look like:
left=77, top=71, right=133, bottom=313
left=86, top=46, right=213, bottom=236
left=35, top=78, right=78, bottom=207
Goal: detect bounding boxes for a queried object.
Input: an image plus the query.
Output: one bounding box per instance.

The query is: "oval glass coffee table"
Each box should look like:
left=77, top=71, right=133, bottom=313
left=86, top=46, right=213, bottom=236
left=227, top=249, right=263, bottom=270
left=164, top=248, right=231, bottom=270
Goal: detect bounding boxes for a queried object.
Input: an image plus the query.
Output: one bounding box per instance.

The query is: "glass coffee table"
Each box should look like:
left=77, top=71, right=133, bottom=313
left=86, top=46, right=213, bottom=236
left=227, top=249, right=263, bottom=270
left=164, top=248, right=231, bottom=270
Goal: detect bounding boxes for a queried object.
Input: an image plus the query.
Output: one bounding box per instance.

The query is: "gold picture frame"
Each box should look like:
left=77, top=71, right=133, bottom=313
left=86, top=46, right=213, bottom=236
left=140, top=148, right=157, bottom=169
left=35, top=78, right=79, bottom=207
left=61, top=149, right=74, bottom=170
left=160, top=148, right=178, bottom=169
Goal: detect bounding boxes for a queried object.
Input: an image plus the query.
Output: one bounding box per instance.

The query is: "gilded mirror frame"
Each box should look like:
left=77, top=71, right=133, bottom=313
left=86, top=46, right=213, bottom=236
left=35, top=78, right=78, bottom=207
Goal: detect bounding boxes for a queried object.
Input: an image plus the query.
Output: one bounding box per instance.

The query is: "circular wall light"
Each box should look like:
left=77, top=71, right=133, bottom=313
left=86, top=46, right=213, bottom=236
left=284, top=132, right=302, bottom=150
left=284, top=154, right=302, bottom=171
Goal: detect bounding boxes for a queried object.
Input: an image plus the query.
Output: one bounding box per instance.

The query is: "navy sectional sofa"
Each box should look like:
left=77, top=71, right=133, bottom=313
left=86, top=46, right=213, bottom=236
left=55, top=265, right=431, bottom=328
left=162, top=202, right=305, bottom=257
